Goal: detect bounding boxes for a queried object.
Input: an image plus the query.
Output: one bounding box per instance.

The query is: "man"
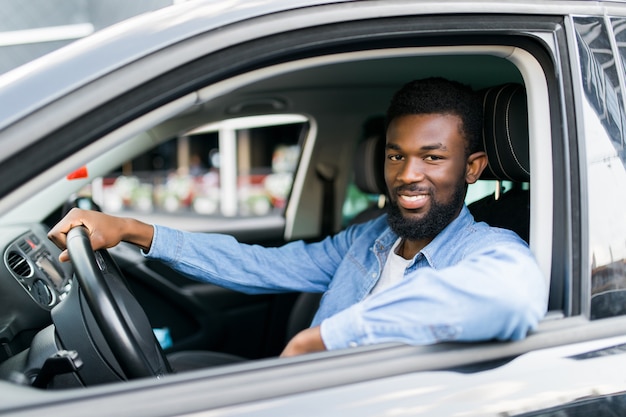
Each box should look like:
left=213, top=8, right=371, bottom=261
left=48, top=77, right=547, bottom=358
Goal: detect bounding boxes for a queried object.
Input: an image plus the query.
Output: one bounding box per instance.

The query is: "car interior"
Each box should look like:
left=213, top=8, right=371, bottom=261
left=0, top=42, right=557, bottom=389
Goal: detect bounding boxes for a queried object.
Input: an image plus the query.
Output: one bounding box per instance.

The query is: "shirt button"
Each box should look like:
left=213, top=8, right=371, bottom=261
left=371, top=273, right=376, bottom=278
left=349, top=341, right=358, bottom=348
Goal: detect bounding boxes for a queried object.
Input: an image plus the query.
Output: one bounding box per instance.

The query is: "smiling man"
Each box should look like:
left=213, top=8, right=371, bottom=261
left=49, top=77, right=547, bottom=361
left=383, top=79, right=486, bottom=259
left=385, top=113, right=482, bottom=258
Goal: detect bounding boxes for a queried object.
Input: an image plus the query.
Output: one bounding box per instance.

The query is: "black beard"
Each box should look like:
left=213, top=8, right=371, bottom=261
left=386, top=182, right=466, bottom=241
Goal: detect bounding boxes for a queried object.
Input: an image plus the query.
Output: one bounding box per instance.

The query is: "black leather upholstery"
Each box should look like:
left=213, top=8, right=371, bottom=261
left=468, top=183, right=530, bottom=242
left=480, top=83, right=530, bottom=182
left=469, top=83, right=530, bottom=242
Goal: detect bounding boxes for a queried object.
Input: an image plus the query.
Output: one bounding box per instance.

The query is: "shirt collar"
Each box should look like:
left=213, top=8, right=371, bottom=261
left=374, top=204, right=475, bottom=268
left=420, top=204, right=473, bottom=268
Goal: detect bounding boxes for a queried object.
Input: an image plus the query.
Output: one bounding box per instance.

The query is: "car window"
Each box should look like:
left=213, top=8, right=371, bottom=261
left=575, top=16, right=626, bottom=319
left=341, top=182, right=382, bottom=226
left=83, top=115, right=308, bottom=224
left=466, top=180, right=518, bottom=205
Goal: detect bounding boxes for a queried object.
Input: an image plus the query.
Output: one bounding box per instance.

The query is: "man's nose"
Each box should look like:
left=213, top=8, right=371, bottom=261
left=397, top=158, right=425, bottom=183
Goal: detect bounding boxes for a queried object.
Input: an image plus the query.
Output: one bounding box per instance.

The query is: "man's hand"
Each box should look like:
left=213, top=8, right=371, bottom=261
left=280, top=326, right=327, bottom=357
left=48, top=208, right=154, bottom=262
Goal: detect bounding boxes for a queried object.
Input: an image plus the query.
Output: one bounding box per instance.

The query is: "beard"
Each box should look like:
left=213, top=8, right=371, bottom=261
left=386, top=181, right=466, bottom=241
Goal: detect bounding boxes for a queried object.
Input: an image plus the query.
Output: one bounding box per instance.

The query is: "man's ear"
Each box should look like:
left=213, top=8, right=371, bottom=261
left=465, top=151, right=488, bottom=184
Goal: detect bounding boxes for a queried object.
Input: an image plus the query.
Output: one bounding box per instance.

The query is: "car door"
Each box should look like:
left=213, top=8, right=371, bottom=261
left=5, top=1, right=626, bottom=416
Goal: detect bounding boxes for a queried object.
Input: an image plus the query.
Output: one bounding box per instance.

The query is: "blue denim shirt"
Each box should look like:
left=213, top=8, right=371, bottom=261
left=145, top=205, right=547, bottom=350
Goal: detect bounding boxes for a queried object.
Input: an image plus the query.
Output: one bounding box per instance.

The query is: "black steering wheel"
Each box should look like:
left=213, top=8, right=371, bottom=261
left=65, top=225, right=170, bottom=380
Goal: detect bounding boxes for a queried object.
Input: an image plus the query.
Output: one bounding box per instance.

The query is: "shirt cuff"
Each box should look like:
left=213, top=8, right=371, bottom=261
left=142, top=224, right=180, bottom=262
left=320, top=303, right=369, bottom=350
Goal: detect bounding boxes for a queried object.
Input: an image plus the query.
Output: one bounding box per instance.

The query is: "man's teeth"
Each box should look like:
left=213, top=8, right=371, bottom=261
left=400, top=195, right=425, bottom=201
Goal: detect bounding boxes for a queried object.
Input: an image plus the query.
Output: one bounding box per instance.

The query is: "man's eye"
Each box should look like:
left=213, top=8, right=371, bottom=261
left=387, top=154, right=403, bottom=161
left=425, top=155, right=443, bottom=161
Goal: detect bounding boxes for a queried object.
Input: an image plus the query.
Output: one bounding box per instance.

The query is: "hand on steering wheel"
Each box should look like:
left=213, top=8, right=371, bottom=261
left=66, top=225, right=170, bottom=380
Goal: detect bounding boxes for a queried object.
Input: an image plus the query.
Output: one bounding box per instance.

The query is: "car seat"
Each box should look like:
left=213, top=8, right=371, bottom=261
left=468, top=83, right=530, bottom=242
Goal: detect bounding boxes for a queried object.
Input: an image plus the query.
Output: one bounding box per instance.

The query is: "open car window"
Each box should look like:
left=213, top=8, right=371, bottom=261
left=79, top=115, right=308, bottom=229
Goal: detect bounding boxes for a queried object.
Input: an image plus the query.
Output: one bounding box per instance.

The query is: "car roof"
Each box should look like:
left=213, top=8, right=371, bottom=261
left=0, top=0, right=352, bottom=133
left=0, top=0, right=619, bottom=135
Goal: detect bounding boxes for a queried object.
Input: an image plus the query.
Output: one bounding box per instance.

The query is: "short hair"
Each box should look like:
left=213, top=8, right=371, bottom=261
left=385, top=77, right=483, bottom=155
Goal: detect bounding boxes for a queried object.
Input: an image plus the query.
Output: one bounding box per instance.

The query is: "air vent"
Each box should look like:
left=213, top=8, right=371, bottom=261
left=7, top=251, right=32, bottom=277
left=18, top=239, right=32, bottom=254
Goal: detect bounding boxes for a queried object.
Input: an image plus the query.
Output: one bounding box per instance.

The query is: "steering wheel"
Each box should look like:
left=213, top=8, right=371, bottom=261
left=65, top=225, right=170, bottom=380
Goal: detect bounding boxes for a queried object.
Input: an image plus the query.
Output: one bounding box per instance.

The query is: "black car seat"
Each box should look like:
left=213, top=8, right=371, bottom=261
left=468, top=83, right=530, bottom=242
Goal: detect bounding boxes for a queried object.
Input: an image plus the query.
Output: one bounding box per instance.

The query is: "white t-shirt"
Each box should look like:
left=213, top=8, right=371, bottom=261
left=369, top=237, right=412, bottom=295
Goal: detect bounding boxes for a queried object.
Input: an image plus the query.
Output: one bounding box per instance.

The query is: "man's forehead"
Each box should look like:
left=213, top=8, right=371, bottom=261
left=386, top=114, right=466, bottom=147
left=386, top=141, right=449, bottom=151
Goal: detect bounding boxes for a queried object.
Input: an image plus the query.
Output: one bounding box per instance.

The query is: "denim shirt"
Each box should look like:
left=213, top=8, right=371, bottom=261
left=145, top=205, right=547, bottom=350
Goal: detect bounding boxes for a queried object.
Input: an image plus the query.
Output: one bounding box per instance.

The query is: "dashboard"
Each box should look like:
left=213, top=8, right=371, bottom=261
left=0, top=223, right=73, bottom=358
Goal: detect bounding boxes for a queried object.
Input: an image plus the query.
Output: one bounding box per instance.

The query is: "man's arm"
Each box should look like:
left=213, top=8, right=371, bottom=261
left=319, top=244, right=547, bottom=350
left=48, top=208, right=154, bottom=262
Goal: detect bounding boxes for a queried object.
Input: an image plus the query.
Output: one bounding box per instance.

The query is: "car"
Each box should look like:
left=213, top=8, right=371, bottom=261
left=1, top=0, right=626, bottom=415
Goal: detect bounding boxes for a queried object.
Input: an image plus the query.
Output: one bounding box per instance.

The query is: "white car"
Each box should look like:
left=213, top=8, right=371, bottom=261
left=1, top=1, right=626, bottom=415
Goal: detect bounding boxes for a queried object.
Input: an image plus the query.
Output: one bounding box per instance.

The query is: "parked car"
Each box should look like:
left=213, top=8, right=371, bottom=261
left=1, top=0, right=626, bottom=415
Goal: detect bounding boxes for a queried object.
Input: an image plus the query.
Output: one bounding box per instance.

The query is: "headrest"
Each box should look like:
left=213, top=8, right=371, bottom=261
left=353, top=83, right=529, bottom=195
left=480, top=83, right=530, bottom=182
left=354, top=134, right=386, bottom=195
